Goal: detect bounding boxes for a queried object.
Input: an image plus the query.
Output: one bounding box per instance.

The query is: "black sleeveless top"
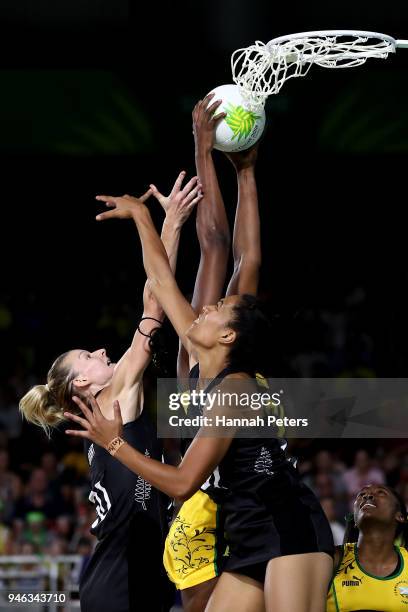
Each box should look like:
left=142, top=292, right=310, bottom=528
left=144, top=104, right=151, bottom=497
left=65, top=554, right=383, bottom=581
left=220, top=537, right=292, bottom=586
left=185, top=364, right=288, bottom=503
left=83, top=409, right=168, bottom=541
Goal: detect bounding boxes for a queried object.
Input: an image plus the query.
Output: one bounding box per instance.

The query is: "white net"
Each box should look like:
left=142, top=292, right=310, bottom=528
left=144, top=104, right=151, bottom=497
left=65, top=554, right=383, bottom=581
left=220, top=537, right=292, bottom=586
left=232, top=30, right=406, bottom=110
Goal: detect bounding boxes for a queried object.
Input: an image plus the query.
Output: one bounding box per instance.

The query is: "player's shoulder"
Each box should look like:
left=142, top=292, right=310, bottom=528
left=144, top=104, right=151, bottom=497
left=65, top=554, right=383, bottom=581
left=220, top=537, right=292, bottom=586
left=333, top=544, right=346, bottom=572
left=222, top=372, right=257, bottom=390
left=224, top=372, right=252, bottom=380
left=398, top=544, right=408, bottom=559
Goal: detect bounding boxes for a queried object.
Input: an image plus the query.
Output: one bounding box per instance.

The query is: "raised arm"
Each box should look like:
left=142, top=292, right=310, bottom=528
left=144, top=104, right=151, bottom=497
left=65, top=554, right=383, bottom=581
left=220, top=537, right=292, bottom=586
left=95, top=195, right=198, bottom=357
left=100, top=176, right=201, bottom=397
left=225, top=144, right=261, bottom=297
left=178, top=94, right=231, bottom=377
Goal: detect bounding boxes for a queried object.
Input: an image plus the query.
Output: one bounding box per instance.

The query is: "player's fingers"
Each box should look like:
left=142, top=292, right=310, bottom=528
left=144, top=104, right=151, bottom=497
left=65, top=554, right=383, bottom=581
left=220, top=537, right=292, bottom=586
left=206, top=99, right=223, bottom=116
left=212, top=112, right=227, bottom=125
left=113, top=400, right=123, bottom=424
left=149, top=184, right=165, bottom=201
left=96, top=210, right=119, bottom=221
left=87, top=394, right=105, bottom=420
left=180, top=176, right=199, bottom=198
left=139, top=188, right=152, bottom=203
left=70, top=397, right=95, bottom=422
left=202, top=92, right=216, bottom=107
left=65, top=430, right=91, bottom=439
left=170, top=170, right=186, bottom=196
left=188, top=193, right=204, bottom=209
left=95, top=195, right=117, bottom=204
left=64, top=411, right=92, bottom=431
left=183, top=184, right=201, bottom=204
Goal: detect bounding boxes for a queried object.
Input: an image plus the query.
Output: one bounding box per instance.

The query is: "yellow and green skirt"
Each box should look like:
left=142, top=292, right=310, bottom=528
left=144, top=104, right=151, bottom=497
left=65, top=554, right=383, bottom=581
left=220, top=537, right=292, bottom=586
left=163, top=490, right=228, bottom=590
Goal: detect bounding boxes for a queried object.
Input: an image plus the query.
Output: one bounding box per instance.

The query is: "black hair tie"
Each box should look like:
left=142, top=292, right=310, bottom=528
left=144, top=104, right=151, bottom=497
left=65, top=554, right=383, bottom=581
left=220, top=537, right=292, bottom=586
left=137, top=316, right=163, bottom=338
left=138, top=317, right=168, bottom=374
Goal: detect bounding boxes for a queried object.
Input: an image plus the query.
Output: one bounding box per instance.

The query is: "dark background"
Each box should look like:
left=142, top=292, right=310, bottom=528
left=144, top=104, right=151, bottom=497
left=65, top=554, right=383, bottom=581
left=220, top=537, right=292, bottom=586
left=1, top=0, right=408, bottom=456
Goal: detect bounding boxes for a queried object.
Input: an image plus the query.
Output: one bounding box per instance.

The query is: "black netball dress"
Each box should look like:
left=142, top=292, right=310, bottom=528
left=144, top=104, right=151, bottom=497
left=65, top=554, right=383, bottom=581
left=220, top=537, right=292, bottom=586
left=80, top=409, right=173, bottom=612
left=190, top=365, right=335, bottom=584
left=219, top=437, right=334, bottom=582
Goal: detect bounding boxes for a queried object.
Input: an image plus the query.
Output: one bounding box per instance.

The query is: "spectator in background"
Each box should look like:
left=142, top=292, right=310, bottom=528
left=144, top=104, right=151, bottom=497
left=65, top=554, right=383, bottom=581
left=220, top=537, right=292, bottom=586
left=399, top=453, right=408, bottom=484
left=344, top=449, right=385, bottom=509
left=40, top=451, right=74, bottom=507
left=14, top=468, right=55, bottom=519
left=0, top=500, right=11, bottom=554
left=14, top=467, right=72, bottom=520
left=382, top=449, right=401, bottom=488
left=68, top=502, right=96, bottom=554
left=314, top=473, right=335, bottom=498
left=11, top=540, right=47, bottom=595
left=70, top=536, right=93, bottom=586
left=52, top=515, right=73, bottom=547
left=0, top=384, right=22, bottom=440
left=9, top=518, right=25, bottom=554
left=61, top=438, right=90, bottom=480
left=0, top=429, right=8, bottom=452
left=320, top=497, right=345, bottom=546
left=40, top=451, right=60, bottom=483
left=22, top=511, right=53, bottom=552
left=0, top=448, right=21, bottom=522
left=302, top=450, right=348, bottom=521
left=57, top=477, right=77, bottom=518
left=399, top=481, right=408, bottom=511
left=47, top=536, right=68, bottom=556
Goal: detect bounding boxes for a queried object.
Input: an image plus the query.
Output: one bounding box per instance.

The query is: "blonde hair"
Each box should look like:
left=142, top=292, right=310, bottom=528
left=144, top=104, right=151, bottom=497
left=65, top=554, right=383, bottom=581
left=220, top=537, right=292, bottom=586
left=19, top=352, right=81, bottom=438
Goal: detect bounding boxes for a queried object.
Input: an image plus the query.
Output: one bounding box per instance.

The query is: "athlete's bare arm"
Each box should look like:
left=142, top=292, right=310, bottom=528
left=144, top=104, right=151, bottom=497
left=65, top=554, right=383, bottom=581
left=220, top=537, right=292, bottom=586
left=65, top=375, right=253, bottom=500
left=96, top=196, right=199, bottom=358
left=224, top=144, right=261, bottom=297
left=96, top=177, right=201, bottom=420
left=177, top=94, right=231, bottom=377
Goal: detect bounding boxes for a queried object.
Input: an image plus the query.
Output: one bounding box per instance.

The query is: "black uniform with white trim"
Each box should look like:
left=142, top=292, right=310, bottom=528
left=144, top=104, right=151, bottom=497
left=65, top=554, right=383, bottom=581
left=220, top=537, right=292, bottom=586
left=188, top=364, right=334, bottom=584
left=80, top=409, right=173, bottom=612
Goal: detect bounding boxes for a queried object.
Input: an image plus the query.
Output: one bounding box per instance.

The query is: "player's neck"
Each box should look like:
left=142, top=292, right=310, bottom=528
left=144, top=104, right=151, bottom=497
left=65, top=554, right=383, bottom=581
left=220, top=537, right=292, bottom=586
left=357, top=530, right=398, bottom=566
left=195, top=347, right=229, bottom=380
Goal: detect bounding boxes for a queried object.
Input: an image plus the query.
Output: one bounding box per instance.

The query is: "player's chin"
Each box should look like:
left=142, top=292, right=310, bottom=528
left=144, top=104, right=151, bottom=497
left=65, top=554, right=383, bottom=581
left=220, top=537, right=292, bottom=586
left=358, top=507, right=378, bottom=521
left=186, top=320, right=199, bottom=338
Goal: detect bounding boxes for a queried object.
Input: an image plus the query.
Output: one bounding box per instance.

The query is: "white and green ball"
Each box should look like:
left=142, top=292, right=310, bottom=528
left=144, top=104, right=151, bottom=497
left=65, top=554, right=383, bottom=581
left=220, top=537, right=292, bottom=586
left=207, top=84, right=266, bottom=152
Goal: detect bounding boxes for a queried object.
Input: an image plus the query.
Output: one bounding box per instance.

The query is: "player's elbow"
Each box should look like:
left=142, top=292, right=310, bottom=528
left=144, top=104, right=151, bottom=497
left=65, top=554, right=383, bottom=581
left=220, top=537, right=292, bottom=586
left=143, top=287, right=163, bottom=317
left=175, top=489, right=194, bottom=503
left=147, top=275, right=174, bottom=295
left=198, top=226, right=231, bottom=253
left=173, top=478, right=198, bottom=503
left=232, top=254, right=261, bottom=275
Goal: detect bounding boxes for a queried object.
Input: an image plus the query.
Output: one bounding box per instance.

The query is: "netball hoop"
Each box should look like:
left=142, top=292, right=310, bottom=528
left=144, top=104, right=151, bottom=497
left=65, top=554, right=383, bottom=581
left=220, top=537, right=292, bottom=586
left=231, top=30, right=408, bottom=109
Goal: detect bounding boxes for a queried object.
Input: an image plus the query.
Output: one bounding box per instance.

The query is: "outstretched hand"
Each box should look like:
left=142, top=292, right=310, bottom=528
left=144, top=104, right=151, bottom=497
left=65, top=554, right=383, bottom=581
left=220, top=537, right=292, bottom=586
left=64, top=394, right=123, bottom=450
left=149, top=171, right=203, bottom=228
left=224, top=140, right=260, bottom=171
left=95, top=189, right=151, bottom=222
left=192, top=92, right=227, bottom=154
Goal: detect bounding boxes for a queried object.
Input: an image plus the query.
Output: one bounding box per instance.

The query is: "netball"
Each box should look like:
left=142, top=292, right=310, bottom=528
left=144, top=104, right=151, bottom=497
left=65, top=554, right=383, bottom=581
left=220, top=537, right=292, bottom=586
left=206, top=84, right=266, bottom=152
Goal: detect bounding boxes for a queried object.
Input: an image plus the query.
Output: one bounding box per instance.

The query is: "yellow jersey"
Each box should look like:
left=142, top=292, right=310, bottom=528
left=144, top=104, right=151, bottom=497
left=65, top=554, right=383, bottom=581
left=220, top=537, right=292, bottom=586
left=327, top=543, right=408, bottom=611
